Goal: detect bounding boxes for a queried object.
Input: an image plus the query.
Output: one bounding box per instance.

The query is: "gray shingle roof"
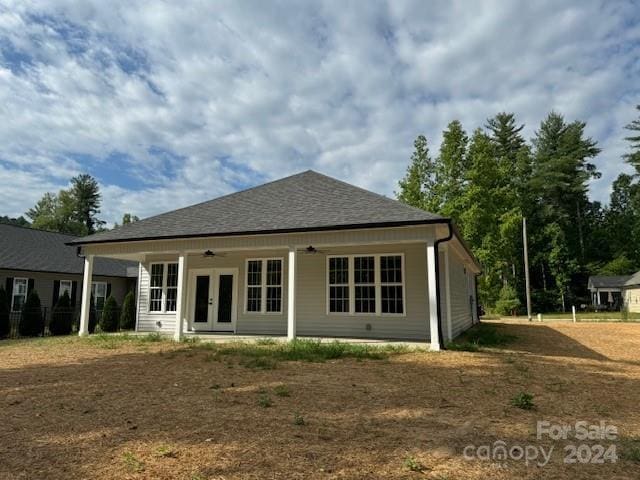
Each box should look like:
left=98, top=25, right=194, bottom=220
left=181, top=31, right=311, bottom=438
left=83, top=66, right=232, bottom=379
left=624, top=271, right=640, bottom=287
left=0, top=224, right=136, bottom=277
left=71, top=170, right=445, bottom=245
left=588, top=275, right=631, bottom=289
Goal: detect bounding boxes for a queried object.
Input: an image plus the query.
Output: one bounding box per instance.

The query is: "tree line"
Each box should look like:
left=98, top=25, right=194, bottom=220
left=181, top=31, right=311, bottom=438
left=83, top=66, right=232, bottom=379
left=397, top=107, right=640, bottom=313
left=1, top=173, right=138, bottom=235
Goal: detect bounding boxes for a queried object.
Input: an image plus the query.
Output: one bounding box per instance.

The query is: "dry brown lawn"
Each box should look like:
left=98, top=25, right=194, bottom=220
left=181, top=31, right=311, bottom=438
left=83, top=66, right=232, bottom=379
left=1, top=322, right=640, bottom=479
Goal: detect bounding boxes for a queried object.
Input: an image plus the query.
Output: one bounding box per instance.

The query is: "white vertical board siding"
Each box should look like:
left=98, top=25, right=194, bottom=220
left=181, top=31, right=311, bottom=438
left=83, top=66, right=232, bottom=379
left=448, top=249, right=474, bottom=338
left=296, top=243, right=430, bottom=341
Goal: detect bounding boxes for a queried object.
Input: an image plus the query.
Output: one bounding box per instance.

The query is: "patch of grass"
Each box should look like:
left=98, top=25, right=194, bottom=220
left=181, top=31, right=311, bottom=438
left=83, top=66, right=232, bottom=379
left=403, top=456, right=426, bottom=472
left=180, top=336, right=200, bottom=344
left=274, top=384, right=290, bottom=397
left=138, top=332, right=165, bottom=343
left=446, top=341, right=479, bottom=352
left=198, top=338, right=409, bottom=364
left=86, top=332, right=167, bottom=349
left=255, top=337, right=279, bottom=346
left=154, top=445, right=177, bottom=458
left=510, top=391, right=535, bottom=410
left=258, top=394, right=272, bottom=408
left=122, top=451, right=145, bottom=472
left=620, top=438, right=640, bottom=462
left=242, top=357, right=277, bottom=369
left=447, top=323, right=516, bottom=351
left=293, top=412, right=305, bottom=425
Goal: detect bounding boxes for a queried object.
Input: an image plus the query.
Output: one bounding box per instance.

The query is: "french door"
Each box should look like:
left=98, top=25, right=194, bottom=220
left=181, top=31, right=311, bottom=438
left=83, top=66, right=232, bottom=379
left=190, top=268, right=237, bottom=332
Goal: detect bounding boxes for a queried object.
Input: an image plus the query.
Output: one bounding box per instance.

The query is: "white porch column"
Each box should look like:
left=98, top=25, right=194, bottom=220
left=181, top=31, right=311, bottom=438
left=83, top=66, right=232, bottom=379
left=174, top=252, right=187, bottom=341
left=287, top=245, right=297, bottom=341
left=78, top=254, right=94, bottom=336
left=426, top=241, right=440, bottom=351
left=443, top=247, right=453, bottom=341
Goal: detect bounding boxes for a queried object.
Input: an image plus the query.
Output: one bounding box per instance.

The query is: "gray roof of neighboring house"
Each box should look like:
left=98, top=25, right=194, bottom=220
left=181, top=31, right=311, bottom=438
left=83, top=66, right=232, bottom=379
left=70, top=170, right=446, bottom=245
left=0, top=223, right=137, bottom=277
left=624, top=271, right=640, bottom=287
left=588, top=275, right=632, bottom=289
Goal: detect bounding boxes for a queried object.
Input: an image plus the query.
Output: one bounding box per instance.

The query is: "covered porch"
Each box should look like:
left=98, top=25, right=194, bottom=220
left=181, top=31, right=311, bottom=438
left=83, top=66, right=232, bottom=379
left=74, top=224, right=470, bottom=350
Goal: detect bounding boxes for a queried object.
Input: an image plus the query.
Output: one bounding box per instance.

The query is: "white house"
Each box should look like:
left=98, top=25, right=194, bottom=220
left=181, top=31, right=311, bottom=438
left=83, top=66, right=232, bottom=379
left=69, top=171, right=481, bottom=350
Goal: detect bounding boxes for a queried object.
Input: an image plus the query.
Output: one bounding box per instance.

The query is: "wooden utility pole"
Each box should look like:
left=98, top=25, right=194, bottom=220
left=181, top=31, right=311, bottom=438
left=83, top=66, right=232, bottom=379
left=523, top=217, right=533, bottom=322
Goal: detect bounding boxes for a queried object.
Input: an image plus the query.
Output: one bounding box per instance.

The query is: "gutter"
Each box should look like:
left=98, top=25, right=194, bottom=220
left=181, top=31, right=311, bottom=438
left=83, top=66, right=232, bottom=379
left=434, top=219, right=454, bottom=350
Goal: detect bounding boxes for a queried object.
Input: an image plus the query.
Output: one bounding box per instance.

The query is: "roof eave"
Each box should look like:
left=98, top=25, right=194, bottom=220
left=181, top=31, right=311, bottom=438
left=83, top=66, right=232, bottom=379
left=66, top=218, right=449, bottom=246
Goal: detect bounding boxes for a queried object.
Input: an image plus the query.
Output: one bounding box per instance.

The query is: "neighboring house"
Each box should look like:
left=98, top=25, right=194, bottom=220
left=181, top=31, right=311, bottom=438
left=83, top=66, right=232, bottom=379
left=587, top=275, right=630, bottom=310
left=0, top=224, right=137, bottom=323
left=623, top=272, right=640, bottom=313
left=69, top=171, right=481, bottom=350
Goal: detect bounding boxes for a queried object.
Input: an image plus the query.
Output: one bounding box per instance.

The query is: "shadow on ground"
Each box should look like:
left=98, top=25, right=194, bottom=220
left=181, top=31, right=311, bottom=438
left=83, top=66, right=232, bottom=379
left=0, top=323, right=639, bottom=479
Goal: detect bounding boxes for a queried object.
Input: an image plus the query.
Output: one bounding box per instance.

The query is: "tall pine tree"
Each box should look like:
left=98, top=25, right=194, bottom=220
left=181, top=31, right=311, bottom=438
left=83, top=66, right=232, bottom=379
left=397, top=135, right=439, bottom=211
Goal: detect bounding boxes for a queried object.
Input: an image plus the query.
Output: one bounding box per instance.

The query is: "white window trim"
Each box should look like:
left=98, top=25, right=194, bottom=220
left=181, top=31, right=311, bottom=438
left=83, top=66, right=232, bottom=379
left=11, top=277, right=28, bottom=312
left=326, top=253, right=406, bottom=317
left=92, top=281, right=107, bottom=309
left=147, top=262, right=178, bottom=314
left=244, top=257, right=284, bottom=315
left=59, top=279, right=73, bottom=299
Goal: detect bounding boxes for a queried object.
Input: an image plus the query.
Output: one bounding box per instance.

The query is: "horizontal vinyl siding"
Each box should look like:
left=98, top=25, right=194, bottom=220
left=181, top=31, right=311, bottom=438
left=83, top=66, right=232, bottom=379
left=136, top=251, right=288, bottom=335
left=448, top=251, right=473, bottom=338
left=136, top=262, right=175, bottom=334
left=136, top=243, right=432, bottom=340
left=624, top=287, right=640, bottom=313
left=296, top=243, right=429, bottom=341
left=0, top=268, right=130, bottom=311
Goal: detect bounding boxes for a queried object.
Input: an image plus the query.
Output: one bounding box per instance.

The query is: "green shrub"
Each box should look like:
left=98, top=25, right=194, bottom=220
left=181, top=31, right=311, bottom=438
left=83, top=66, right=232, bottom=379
left=119, top=290, right=136, bottom=330
left=50, top=291, right=73, bottom=335
left=510, top=392, right=535, bottom=410
left=258, top=394, right=272, bottom=408
left=0, top=286, right=10, bottom=338
left=293, top=413, right=305, bottom=425
left=274, top=384, right=290, bottom=397
left=99, top=296, right=119, bottom=332
left=19, top=290, right=43, bottom=337
left=620, top=437, right=640, bottom=462
left=404, top=456, right=426, bottom=472
left=495, top=284, right=521, bottom=316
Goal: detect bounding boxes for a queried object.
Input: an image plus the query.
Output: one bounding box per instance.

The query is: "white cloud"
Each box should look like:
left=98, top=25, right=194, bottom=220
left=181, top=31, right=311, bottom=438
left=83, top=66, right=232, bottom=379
left=0, top=0, right=639, bottom=225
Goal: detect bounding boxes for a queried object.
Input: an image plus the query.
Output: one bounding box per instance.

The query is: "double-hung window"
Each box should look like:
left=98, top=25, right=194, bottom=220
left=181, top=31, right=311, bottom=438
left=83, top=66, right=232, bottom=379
left=11, top=278, right=28, bottom=312
left=354, top=256, right=376, bottom=313
left=92, top=282, right=107, bottom=310
left=148, top=262, right=178, bottom=313
left=380, top=255, right=404, bottom=314
left=59, top=280, right=72, bottom=299
left=246, top=258, right=283, bottom=313
left=328, top=257, right=349, bottom=313
left=328, top=254, right=404, bottom=315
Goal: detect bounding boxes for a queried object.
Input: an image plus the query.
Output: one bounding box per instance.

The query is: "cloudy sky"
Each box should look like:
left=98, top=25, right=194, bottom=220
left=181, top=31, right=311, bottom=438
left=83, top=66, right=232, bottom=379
left=1, top=1, right=639, bottom=225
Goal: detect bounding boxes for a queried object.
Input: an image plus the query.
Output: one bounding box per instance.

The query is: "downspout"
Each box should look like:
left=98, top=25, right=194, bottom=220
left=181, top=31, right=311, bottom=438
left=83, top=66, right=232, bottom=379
left=434, top=220, right=453, bottom=350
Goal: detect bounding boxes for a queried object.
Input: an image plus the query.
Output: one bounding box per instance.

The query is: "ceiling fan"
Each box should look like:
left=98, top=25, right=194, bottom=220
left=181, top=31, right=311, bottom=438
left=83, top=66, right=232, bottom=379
left=299, top=245, right=327, bottom=255
left=202, top=250, right=227, bottom=258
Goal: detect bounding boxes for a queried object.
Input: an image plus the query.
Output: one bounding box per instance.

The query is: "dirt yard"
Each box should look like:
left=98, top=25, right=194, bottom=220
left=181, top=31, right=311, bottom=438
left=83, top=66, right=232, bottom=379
left=1, top=322, right=639, bottom=479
